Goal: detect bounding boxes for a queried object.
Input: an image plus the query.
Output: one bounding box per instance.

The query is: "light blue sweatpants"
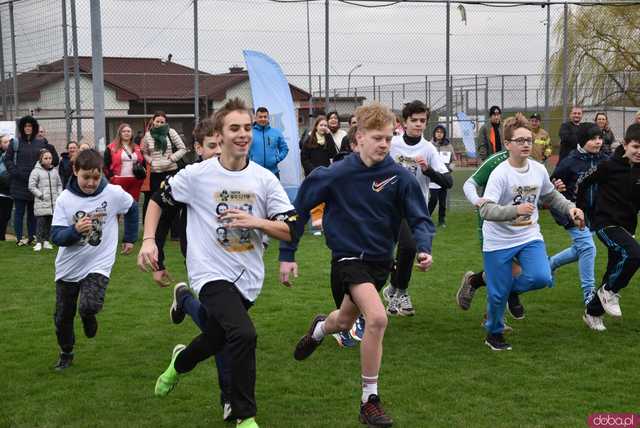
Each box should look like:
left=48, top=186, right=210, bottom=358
left=549, top=226, right=596, bottom=304
left=483, top=239, right=553, bottom=335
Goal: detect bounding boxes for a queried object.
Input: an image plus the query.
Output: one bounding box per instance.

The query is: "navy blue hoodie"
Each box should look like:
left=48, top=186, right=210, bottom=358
left=279, top=152, right=435, bottom=262
left=550, top=146, right=607, bottom=228
left=51, top=176, right=138, bottom=246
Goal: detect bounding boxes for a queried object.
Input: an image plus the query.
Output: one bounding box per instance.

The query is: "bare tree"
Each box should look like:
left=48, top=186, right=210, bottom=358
left=550, top=4, right=640, bottom=107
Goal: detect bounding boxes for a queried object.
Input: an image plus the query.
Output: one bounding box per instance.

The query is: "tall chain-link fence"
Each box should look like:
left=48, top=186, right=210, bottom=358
left=1, top=0, right=638, bottom=156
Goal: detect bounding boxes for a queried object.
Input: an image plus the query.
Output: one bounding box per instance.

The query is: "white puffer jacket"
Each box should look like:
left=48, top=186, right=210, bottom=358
left=28, top=162, right=63, bottom=216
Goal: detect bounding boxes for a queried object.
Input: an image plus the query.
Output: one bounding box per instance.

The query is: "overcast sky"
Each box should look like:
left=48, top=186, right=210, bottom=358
left=3, top=0, right=562, bottom=106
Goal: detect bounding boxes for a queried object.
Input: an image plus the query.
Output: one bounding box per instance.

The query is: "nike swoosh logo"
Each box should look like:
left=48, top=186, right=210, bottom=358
left=372, top=175, right=398, bottom=192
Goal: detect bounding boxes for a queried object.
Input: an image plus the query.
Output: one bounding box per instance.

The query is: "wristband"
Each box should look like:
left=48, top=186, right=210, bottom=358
left=143, top=237, right=156, bottom=241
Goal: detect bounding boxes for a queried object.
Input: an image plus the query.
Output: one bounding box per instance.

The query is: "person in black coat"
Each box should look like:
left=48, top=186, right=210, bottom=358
left=558, top=106, right=583, bottom=160
left=58, top=140, right=78, bottom=189
left=4, top=115, right=59, bottom=245
left=300, top=115, right=338, bottom=176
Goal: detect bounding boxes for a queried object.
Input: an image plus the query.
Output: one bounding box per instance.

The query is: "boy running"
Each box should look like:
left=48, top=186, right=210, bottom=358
left=138, top=99, right=297, bottom=428
left=384, top=100, right=451, bottom=316
left=140, top=119, right=237, bottom=420
left=578, top=123, right=640, bottom=328
left=478, top=113, right=584, bottom=350
left=549, top=123, right=607, bottom=329
left=280, top=103, right=435, bottom=427
left=51, top=149, right=138, bottom=370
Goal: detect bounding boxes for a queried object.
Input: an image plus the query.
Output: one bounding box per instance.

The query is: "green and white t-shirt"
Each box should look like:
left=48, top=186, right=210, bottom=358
left=168, top=157, right=294, bottom=302
left=463, top=151, right=509, bottom=206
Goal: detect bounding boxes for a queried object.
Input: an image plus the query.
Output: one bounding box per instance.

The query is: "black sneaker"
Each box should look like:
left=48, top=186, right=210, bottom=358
left=54, top=352, right=74, bottom=371
left=82, top=315, right=98, bottom=338
left=484, top=333, right=512, bottom=351
left=293, top=314, right=326, bottom=361
left=359, top=394, right=393, bottom=427
left=507, top=293, right=525, bottom=320
left=170, top=282, right=190, bottom=324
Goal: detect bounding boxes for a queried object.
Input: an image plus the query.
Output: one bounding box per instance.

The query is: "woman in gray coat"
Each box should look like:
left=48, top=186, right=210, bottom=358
left=28, top=149, right=62, bottom=251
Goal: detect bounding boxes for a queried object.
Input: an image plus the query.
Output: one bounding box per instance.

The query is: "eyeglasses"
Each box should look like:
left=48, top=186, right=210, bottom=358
left=508, top=138, right=533, bottom=146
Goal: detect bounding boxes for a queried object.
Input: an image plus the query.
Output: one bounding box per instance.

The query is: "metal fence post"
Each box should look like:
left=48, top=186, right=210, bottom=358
left=561, top=2, right=569, bottom=122
left=324, top=0, right=329, bottom=114
left=70, top=0, right=82, bottom=140
left=9, top=1, right=18, bottom=119
left=193, top=0, right=199, bottom=123
left=62, top=0, right=72, bottom=142
left=0, top=7, right=6, bottom=120
left=90, top=0, right=106, bottom=150
left=524, top=75, right=528, bottom=113
left=544, top=0, right=551, bottom=120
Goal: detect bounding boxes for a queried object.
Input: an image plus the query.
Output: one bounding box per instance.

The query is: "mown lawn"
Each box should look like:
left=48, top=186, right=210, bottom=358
left=1, top=168, right=638, bottom=427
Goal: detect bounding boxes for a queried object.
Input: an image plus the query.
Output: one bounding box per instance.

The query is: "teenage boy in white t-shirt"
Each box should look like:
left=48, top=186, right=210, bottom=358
left=50, top=149, right=138, bottom=370
left=479, top=113, right=584, bottom=351
left=138, top=99, right=296, bottom=428
left=384, top=100, right=451, bottom=316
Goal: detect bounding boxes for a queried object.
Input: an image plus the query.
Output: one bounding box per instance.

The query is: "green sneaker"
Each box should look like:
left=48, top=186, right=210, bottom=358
left=236, top=417, right=259, bottom=428
left=154, top=344, right=186, bottom=397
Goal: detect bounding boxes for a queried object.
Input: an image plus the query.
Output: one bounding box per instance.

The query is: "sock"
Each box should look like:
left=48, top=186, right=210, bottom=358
left=469, top=271, right=486, bottom=289
left=312, top=320, right=326, bottom=341
left=362, top=375, right=379, bottom=403
left=395, top=288, right=407, bottom=296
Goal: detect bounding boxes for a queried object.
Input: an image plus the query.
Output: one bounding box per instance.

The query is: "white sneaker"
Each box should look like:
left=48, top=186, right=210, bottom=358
left=582, top=310, right=607, bottom=331
left=381, top=284, right=395, bottom=303
left=597, top=287, right=622, bottom=317
left=222, top=402, right=233, bottom=421
left=312, top=230, right=322, bottom=236
left=33, top=242, right=42, bottom=252
left=43, top=241, right=53, bottom=250
left=396, top=293, right=415, bottom=316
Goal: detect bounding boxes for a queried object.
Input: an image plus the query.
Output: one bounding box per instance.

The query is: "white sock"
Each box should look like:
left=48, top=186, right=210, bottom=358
left=312, top=320, right=326, bottom=341
left=361, top=375, right=378, bottom=403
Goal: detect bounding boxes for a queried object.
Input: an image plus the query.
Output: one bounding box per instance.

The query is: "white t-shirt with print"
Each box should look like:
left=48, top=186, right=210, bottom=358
left=169, top=157, right=294, bottom=302
left=389, top=135, right=449, bottom=206
left=481, top=159, right=554, bottom=252
left=53, top=184, right=134, bottom=282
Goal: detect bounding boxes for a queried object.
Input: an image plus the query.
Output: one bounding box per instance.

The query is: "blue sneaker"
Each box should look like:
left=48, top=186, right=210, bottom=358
left=349, top=315, right=365, bottom=342
left=332, top=330, right=357, bottom=348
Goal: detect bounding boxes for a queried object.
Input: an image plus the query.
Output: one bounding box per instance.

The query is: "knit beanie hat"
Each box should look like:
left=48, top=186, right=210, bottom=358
left=577, top=122, right=603, bottom=147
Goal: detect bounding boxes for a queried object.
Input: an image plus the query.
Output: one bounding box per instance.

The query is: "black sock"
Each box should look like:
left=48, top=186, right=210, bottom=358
left=469, top=271, right=486, bottom=289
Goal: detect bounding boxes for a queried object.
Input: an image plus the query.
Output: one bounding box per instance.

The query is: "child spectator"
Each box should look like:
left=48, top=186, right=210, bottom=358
left=28, top=149, right=63, bottom=251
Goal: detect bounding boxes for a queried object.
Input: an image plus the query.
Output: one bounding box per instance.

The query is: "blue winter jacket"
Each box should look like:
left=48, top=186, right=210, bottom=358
left=250, top=123, right=289, bottom=175
left=279, top=153, right=435, bottom=262
left=550, top=147, right=607, bottom=228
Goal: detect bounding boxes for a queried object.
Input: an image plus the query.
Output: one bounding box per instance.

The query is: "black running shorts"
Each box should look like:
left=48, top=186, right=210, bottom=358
left=330, top=258, right=392, bottom=308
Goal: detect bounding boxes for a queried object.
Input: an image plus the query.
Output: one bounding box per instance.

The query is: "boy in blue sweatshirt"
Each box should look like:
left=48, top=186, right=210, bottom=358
left=279, top=103, right=435, bottom=428
left=549, top=123, right=607, bottom=330
left=51, top=149, right=138, bottom=370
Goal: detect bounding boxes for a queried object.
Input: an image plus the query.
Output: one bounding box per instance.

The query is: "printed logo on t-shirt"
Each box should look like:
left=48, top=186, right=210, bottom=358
left=214, top=190, right=256, bottom=252
left=73, top=201, right=107, bottom=246
left=511, top=185, right=538, bottom=226
left=395, top=154, right=419, bottom=175
left=372, top=175, right=398, bottom=193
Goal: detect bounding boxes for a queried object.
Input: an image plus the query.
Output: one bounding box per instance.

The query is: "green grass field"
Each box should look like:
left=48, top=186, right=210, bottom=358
left=2, top=169, right=639, bottom=427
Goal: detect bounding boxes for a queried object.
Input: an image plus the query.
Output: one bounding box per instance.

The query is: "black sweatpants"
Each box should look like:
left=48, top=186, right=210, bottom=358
left=587, top=226, right=640, bottom=316
left=428, top=188, right=447, bottom=224
left=54, top=273, right=109, bottom=353
left=0, top=196, right=12, bottom=240
left=174, top=281, right=257, bottom=419
left=390, top=219, right=416, bottom=291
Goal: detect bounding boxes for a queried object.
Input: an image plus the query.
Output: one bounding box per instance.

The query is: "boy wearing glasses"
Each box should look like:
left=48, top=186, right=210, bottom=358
left=478, top=113, right=584, bottom=350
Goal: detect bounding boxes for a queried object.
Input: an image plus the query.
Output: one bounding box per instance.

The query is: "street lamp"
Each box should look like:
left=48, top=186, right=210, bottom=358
left=347, top=63, right=362, bottom=97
